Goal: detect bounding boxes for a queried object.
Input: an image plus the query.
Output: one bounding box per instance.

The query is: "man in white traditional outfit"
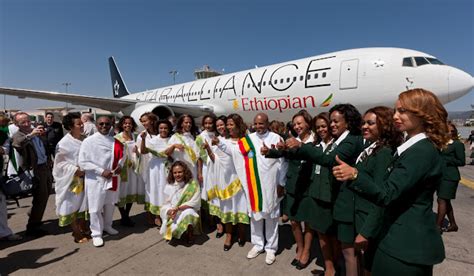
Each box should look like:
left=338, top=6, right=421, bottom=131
left=78, top=116, right=120, bottom=247
left=230, top=113, right=287, bottom=265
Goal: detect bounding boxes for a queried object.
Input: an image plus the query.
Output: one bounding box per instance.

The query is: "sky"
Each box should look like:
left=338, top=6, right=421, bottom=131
left=0, top=0, right=473, bottom=112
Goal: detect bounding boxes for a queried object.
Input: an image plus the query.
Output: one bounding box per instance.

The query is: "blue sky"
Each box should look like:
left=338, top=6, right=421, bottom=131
left=0, top=0, right=473, bottom=111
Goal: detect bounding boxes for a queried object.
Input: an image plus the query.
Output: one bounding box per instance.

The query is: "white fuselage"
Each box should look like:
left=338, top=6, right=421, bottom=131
left=121, top=48, right=473, bottom=122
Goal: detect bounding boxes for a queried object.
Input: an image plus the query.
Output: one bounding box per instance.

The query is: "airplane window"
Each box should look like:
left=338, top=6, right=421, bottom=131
left=263, top=81, right=266, bottom=86
left=286, top=78, right=290, bottom=83
left=307, top=74, right=311, bottom=80
left=274, top=79, right=278, bottom=84
left=300, top=76, right=304, bottom=81
left=219, top=88, right=222, bottom=92
left=293, top=76, right=296, bottom=82
left=247, top=84, right=250, bottom=88
left=414, top=57, right=429, bottom=66
left=322, top=72, right=327, bottom=78
left=426, top=57, right=444, bottom=65
left=314, top=73, right=318, bottom=79
left=258, top=82, right=261, bottom=86
left=402, top=57, right=413, bottom=67
left=280, top=79, right=284, bottom=84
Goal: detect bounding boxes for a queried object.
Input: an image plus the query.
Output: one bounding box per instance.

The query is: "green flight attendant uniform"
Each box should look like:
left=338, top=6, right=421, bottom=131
left=349, top=134, right=445, bottom=275
left=352, top=144, right=393, bottom=271
left=290, top=131, right=365, bottom=244
left=306, top=141, right=336, bottom=233
left=438, top=140, right=465, bottom=199
left=267, top=137, right=313, bottom=223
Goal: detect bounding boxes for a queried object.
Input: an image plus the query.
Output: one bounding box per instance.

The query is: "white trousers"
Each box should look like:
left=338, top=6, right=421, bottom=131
left=89, top=203, right=115, bottom=238
left=250, top=217, right=279, bottom=254
left=0, top=191, right=13, bottom=238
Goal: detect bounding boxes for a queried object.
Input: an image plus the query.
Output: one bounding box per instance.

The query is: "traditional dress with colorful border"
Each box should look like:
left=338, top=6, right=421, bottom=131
left=208, top=138, right=249, bottom=225
left=168, top=132, right=198, bottom=179
left=160, top=180, right=201, bottom=240
left=137, top=134, right=170, bottom=215
left=115, top=132, right=145, bottom=207
left=54, top=133, right=87, bottom=227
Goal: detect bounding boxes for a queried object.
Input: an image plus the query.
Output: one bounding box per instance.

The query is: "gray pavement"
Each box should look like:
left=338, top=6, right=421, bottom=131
left=1, top=149, right=474, bottom=275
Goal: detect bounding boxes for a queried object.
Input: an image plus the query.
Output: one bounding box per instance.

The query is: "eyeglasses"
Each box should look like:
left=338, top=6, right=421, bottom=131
left=98, top=122, right=112, bottom=126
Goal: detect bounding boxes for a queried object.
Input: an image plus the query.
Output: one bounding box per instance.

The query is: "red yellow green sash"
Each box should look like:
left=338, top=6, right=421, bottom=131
left=238, top=135, right=263, bottom=212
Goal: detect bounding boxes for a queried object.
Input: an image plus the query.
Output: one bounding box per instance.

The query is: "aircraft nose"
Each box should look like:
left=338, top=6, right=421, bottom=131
left=449, top=68, right=474, bottom=101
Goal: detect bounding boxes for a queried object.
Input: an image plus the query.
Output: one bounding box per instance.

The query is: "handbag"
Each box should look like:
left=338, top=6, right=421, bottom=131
left=0, top=155, right=34, bottom=196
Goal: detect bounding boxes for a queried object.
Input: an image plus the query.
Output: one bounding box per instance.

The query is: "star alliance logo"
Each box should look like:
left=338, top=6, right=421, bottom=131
left=114, top=80, right=120, bottom=96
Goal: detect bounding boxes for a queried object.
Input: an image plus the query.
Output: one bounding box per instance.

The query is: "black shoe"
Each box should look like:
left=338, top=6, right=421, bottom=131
left=238, top=239, right=245, bottom=247
left=295, top=260, right=309, bottom=270
left=310, top=269, right=325, bottom=275
left=224, top=243, right=232, bottom=251
left=216, top=231, right=224, bottom=239
left=25, top=228, right=48, bottom=238
left=291, top=258, right=299, bottom=266
left=120, top=218, right=135, bottom=227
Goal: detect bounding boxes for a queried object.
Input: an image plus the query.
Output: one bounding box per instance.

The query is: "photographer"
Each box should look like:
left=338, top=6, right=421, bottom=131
left=12, top=112, right=53, bottom=237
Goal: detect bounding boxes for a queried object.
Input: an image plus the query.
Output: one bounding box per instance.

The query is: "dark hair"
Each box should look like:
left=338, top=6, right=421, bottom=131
left=447, top=121, right=459, bottom=140
left=45, top=112, right=54, bottom=117
left=312, top=112, right=330, bottom=143
left=364, top=106, right=403, bottom=151
left=292, top=110, right=312, bottom=133
left=167, top=161, right=193, bottom=184
left=201, top=113, right=217, bottom=132
left=227, top=113, right=247, bottom=138
left=216, top=115, right=228, bottom=137
left=117, top=116, right=137, bottom=133
left=140, top=112, right=159, bottom=135
left=62, top=112, right=81, bottom=131
left=176, top=114, right=198, bottom=138
left=329, top=104, right=362, bottom=135
left=157, top=119, right=173, bottom=138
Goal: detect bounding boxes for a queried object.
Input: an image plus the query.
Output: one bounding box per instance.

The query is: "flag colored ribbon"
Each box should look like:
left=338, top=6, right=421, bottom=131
left=111, top=139, right=124, bottom=191
left=238, top=135, right=263, bottom=212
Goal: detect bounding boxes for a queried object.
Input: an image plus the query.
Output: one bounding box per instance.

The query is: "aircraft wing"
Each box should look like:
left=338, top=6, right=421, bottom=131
left=0, top=87, right=214, bottom=116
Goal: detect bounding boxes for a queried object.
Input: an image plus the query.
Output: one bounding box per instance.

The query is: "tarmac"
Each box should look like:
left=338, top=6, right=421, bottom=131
left=1, top=148, right=474, bottom=275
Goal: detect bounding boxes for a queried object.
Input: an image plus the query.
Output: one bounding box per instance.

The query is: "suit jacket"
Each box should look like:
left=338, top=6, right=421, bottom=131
left=290, top=134, right=365, bottom=223
left=349, top=138, right=445, bottom=265
left=353, top=146, right=392, bottom=239
left=441, top=140, right=465, bottom=182
left=12, top=130, right=48, bottom=171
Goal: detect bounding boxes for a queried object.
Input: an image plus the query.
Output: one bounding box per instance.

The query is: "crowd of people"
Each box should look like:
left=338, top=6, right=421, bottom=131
left=0, top=88, right=468, bottom=275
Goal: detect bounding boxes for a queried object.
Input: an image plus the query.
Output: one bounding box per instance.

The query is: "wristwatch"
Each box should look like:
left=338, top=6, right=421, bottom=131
left=350, top=168, right=358, bottom=181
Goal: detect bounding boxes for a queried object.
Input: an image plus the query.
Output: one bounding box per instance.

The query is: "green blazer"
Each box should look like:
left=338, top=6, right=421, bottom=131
left=441, top=140, right=465, bottom=182
left=291, top=134, right=365, bottom=223
left=353, top=146, right=392, bottom=239
left=267, top=148, right=312, bottom=195
left=349, top=138, right=445, bottom=265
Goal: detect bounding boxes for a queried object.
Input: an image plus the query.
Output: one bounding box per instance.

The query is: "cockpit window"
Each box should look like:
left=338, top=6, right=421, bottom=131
left=426, top=57, right=444, bottom=65
left=402, top=57, right=414, bottom=67
left=414, top=57, right=429, bottom=66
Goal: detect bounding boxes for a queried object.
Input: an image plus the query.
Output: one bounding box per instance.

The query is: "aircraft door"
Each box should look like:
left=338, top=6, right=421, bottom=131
left=339, top=59, right=359, bottom=90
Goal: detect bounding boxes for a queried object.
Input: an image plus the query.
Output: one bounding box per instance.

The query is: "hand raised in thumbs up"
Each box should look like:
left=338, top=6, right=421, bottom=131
left=332, top=155, right=358, bottom=181
left=261, top=142, right=270, bottom=156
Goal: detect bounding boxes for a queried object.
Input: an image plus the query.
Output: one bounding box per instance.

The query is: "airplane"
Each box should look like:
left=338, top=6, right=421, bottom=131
left=0, top=47, right=472, bottom=125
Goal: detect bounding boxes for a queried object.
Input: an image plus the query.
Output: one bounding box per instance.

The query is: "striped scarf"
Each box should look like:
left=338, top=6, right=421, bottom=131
left=238, top=135, right=263, bottom=212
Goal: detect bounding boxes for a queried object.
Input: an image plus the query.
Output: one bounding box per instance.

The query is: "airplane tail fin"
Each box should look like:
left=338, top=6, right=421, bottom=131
left=108, top=56, right=130, bottom=98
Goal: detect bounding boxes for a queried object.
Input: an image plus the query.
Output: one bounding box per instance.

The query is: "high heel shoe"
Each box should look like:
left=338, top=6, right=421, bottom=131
left=216, top=232, right=224, bottom=239
left=291, top=258, right=299, bottom=266
left=237, top=239, right=245, bottom=247
left=224, top=243, right=232, bottom=251
left=295, top=260, right=309, bottom=270
left=446, top=224, right=459, bottom=232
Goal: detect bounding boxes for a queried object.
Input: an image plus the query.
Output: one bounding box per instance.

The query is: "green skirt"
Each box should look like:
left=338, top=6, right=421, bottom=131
left=336, top=220, right=355, bottom=244
left=372, top=248, right=433, bottom=276
left=437, top=180, right=459, bottom=200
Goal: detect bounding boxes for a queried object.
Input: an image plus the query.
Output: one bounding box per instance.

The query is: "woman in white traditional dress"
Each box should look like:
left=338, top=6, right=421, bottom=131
left=140, top=118, right=173, bottom=228
left=160, top=161, right=201, bottom=244
left=167, top=114, right=199, bottom=179
left=115, top=116, right=145, bottom=227
left=53, top=113, right=88, bottom=243
left=136, top=112, right=161, bottom=226
left=211, top=113, right=249, bottom=251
